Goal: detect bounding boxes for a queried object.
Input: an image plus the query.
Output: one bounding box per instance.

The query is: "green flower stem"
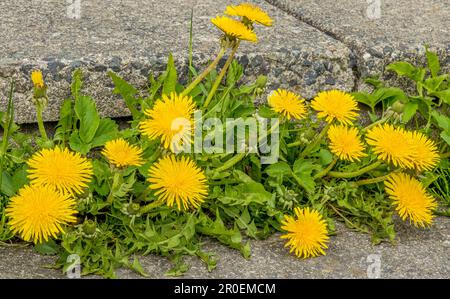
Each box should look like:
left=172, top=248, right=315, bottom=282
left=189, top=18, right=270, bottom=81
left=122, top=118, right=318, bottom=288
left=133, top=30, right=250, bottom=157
left=214, top=152, right=246, bottom=173
left=361, top=114, right=391, bottom=132
left=328, top=160, right=383, bottom=179
left=0, top=82, right=14, bottom=190
left=355, top=174, right=390, bottom=186
left=139, top=200, right=164, bottom=215
left=36, top=102, right=48, bottom=141
left=313, top=158, right=338, bottom=179
left=107, top=170, right=122, bottom=204
left=181, top=47, right=227, bottom=96
left=287, top=140, right=302, bottom=148
left=299, top=122, right=331, bottom=158
left=441, top=152, right=450, bottom=159
left=203, top=42, right=240, bottom=109
left=209, top=179, right=240, bottom=186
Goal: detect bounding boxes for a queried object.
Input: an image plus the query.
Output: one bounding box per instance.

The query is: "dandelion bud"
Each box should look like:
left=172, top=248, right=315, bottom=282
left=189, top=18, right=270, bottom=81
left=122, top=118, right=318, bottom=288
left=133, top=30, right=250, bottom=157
left=31, top=70, right=48, bottom=100
left=82, top=219, right=97, bottom=236
left=255, top=75, right=268, bottom=88
left=391, top=100, right=405, bottom=114
left=127, top=203, right=142, bottom=216
left=31, top=70, right=44, bottom=89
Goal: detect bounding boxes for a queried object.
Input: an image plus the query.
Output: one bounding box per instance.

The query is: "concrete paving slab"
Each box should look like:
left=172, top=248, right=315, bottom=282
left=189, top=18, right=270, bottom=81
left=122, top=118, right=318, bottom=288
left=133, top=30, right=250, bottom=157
left=1, top=217, right=449, bottom=279
left=266, top=0, right=450, bottom=86
left=0, top=0, right=354, bottom=123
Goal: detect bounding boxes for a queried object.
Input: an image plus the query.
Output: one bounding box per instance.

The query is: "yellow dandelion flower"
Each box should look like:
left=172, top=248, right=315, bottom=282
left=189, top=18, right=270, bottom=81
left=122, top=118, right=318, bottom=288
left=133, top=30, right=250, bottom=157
left=211, top=16, right=257, bottom=42
left=327, top=125, right=366, bottom=162
left=385, top=173, right=437, bottom=227
left=102, top=138, right=144, bottom=168
left=407, top=131, right=440, bottom=171
left=31, top=70, right=44, bottom=88
left=27, top=147, right=93, bottom=195
left=6, top=185, right=77, bottom=244
left=139, top=92, right=195, bottom=152
left=311, top=90, right=359, bottom=125
left=365, top=124, right=415, bottom=169
left=148, top=156, right=208, bottom=210
left=225, top=3, right=273, bottom=26
left=268, top=89, right=307, bottom=120
left=281, top=207, right=329, bottom=258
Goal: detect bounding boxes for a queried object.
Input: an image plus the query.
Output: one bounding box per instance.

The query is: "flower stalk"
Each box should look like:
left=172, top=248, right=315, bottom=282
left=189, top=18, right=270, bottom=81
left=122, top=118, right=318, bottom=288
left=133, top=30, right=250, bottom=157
left=355, top=174, right=390, bottom=186
left=107, top=169, right=122, bottom=204
left=181, top=47, right=227, bottom=96
left=299, top=122, right=331, bottom=158
left=0, top=81, right=15, bottom=190
left=35, top=99, right=49, bottom=141
left=313, top=158, right=338, bottom=179
left=214, top=152, right=246, bottom=173
left=203, top=41, right=240, bottom=109
left=139, top=200, right=164, bottom=215
left=328, top=160, right=383, bottom=179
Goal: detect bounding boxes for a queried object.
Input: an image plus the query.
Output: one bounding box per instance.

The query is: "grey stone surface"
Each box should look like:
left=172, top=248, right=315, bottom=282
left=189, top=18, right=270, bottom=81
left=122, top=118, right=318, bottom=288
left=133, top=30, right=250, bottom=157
left=0, top=0, right=354, bottom=124
left=266, top=0, right=450, bottom=89
left=1, top=217, right=449, bottom=279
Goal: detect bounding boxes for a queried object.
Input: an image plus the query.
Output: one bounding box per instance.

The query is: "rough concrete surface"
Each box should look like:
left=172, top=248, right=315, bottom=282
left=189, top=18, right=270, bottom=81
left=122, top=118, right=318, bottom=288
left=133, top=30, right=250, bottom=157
left=1, top=217, right=449, bottom=279
left=0, top=0, right=353, bottom=123
left=266, top=0, right=450, bottom=88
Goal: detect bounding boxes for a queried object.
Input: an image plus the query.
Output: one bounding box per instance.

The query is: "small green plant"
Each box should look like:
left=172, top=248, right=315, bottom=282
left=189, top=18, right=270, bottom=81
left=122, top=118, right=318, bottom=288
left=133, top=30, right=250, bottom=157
left=353, top=47, right=450, bottom=210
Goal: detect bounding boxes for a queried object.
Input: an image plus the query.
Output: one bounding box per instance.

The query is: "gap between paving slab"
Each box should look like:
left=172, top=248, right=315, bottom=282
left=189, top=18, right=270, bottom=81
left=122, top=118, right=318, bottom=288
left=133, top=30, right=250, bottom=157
left=265, top=0, right=450, bottom=90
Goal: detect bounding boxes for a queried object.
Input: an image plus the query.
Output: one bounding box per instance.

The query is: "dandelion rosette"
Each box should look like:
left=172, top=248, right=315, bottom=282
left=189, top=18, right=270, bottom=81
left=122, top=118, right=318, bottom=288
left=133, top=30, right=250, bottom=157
left=147, top=155, right=208, bottom=210
left=225, top=3, right=273, bottom=26
left=281, top=207, right=329, bottom=258
left=211, top=16, right=257, bottom=42
left=268, top=89, right=307, bottom=120
left=27, top=147, right=93, bottom=195
left=139, top=92, right=195, bottom=152
left=311, top=90, right=359, bottom=125
left=102, top=138, right=144, bottom=168
left=6, top=185, right=77, bottom=244
left=384, top=173, right=437, bottom=227
left=328, top=125, right=366, bottom=162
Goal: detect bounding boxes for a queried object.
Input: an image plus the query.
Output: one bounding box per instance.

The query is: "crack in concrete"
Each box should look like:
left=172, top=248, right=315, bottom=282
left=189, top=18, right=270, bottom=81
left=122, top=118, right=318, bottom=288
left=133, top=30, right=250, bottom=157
left=263, top=0, right=362, bottom=91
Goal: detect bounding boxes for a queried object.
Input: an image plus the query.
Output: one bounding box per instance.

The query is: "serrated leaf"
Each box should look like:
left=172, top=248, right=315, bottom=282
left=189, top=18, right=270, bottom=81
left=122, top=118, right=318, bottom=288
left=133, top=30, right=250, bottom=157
left=441, top=131, right=450, bottom=146
left=54, top=99, right=73, bottom=144
left=431, top=111, right=450, bottom=132
left=130, top=258, right=149, bottom=277
left=71, top=69, right=83, bottom=100
left=34, top=239, right=59, bottom=255
left=265, top=162, right=292, bottom=177
left=293, top=160, right=318, bottom=193
left=431, top=89, right=450, bottom=105
left=316, top=149, right=333, bottom=165
left=109, top=71, right=140, bottom=118
left=74, top=96, right=100, bottom=144
left=402, top=101, right=418, bottom=123
left=90, top=118, right=118, bottom=148
left=425, top=47, right=440, bottom=77
left=386, top=62, right=426, bottom=83
left=162, top=54, right=177, bottom=95
left=1, top=171, right=15, bottom=196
